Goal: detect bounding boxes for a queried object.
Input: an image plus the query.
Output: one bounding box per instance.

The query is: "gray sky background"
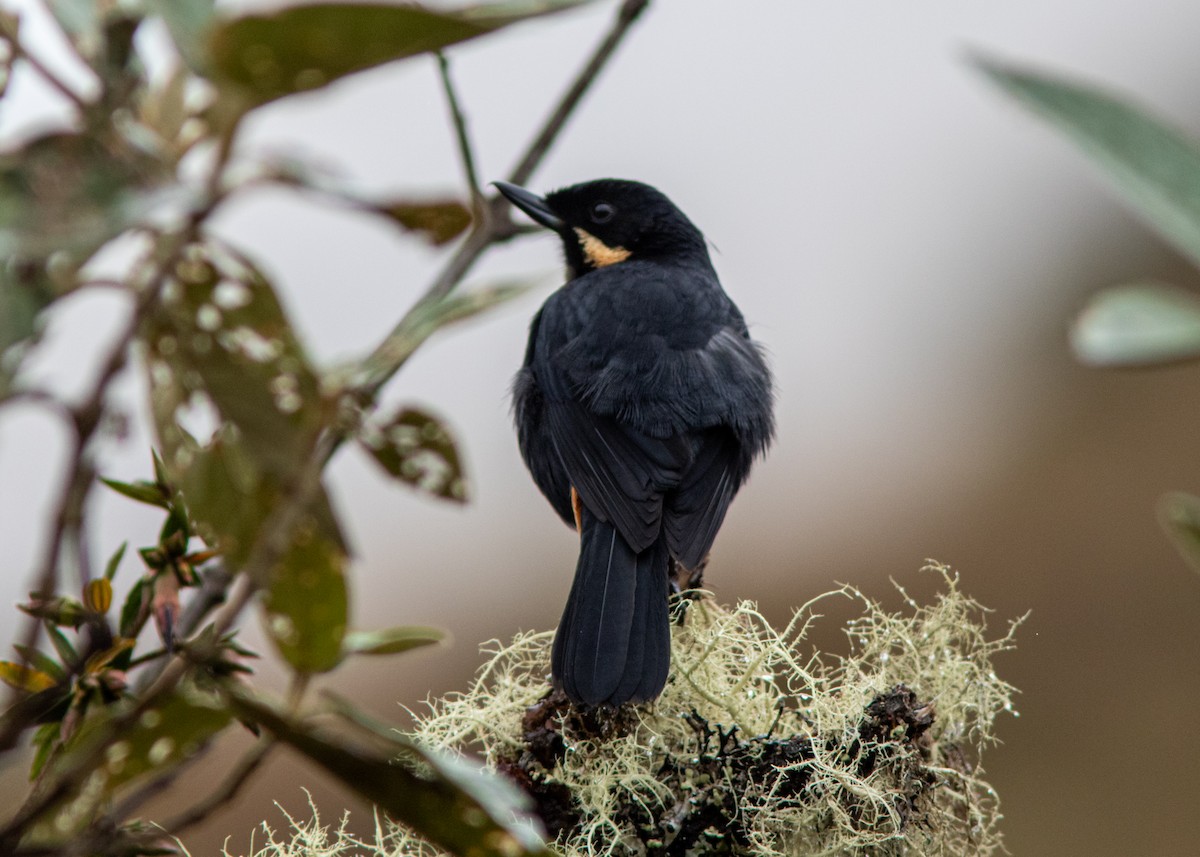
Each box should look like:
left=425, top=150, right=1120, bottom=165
left=3, top=1, right=1200, bottom=854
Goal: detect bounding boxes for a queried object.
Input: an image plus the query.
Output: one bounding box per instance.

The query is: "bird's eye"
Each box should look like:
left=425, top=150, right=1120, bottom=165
left=589, top=202, right=615, bottom=224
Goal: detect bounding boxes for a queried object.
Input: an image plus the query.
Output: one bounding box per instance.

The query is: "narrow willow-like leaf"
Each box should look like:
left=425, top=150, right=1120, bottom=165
left=342, top=625, right=445, bottom=657
left=979, top=58, right=1200, bottom=268
left=118, top=577, right=148, bottom=639
left=1071, top=281, right=1200, bottom=367
left=45, top=624, right=78, bottom=665
left=101, top=477, right=168, bottom=508
left=103, top=541, right=127, bottom=581
left=30, top=722, right=61, bottom=781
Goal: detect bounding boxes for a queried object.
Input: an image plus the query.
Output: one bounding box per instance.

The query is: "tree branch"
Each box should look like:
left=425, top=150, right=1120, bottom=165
left=437, top=51, right=483, bottom=216
left=507, top=0, right=650, bottom=187
left=7, top=39, right=89, bottom=113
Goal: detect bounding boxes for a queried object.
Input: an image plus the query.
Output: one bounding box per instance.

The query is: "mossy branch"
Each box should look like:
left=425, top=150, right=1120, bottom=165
left=234, top=564, right=1023, bottom=857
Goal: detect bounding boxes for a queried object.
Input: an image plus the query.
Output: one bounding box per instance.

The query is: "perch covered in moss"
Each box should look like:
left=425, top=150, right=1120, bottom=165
left=236, top=565, right=1022, bottom=857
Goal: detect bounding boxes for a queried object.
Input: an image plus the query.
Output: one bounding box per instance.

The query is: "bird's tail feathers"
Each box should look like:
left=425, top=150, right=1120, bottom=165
left=552, top=511, right=670, bottom=706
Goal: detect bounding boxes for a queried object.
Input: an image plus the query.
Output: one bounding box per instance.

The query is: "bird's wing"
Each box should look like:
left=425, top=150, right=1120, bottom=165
left=543, top=396, right=691, bottom=553
left=513, top=364, right=575, bottom=527
left=663, top=427, right=749, bottom=570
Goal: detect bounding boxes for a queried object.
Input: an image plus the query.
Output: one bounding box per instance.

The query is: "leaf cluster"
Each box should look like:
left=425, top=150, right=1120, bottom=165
left=0, top=0, right=649, bottom=855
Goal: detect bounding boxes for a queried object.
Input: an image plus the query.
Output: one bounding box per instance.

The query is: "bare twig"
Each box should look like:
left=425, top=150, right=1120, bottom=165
left=8, top=40, right=89, bottom=113
left=357, top=0, right=653, bottom=397
left=437, top=51, right=484, bottom=215
left=507, top=0, right=650, bottom=187
left=0, top=387, right=73, bottom=420
left=162, top=738, right=277, bottom=836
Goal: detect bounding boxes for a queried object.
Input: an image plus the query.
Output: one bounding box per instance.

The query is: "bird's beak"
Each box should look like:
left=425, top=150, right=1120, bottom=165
left=493, top=181, right=565, bottom=230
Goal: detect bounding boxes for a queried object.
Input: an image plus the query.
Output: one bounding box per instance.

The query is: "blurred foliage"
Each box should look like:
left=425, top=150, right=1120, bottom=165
left=981, top=58, right=1200, bottom=574
left=0, top=0, right=610, bottom=854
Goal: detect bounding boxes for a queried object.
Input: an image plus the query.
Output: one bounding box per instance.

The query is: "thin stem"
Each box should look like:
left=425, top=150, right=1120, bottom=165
left=161, top=738, right=276, bottom=837
left=0, top=388, right=74, bottom=421
left=437, top=51, right=483, bottom=215
left=2, top=25, right=89, bottom=113
left=507, top=0, right=650, bottom=187
left=356, top=0, right=653, bottom=397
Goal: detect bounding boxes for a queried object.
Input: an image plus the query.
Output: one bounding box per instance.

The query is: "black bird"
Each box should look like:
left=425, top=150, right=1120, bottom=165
left=496, top=178, right=774, bottom=707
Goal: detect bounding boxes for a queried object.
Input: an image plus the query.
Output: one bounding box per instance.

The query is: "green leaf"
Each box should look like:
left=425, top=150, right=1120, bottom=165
left=143, top=242, right=325, bottom=478
left=46, top=0, right=99, bottom=45
left=118, top=577, right=149, bottom=639
left=0, top=132, right=165, bottom=261
left=30, top=722, right=62, bottom=781
left=1158, top=492, right=1200, bottom=575
left=144, top=355, right=198, bottom=485
left=0, top=275, right=52, bottom=356
left=0, top=661, right=59, bottom=693
left=20, top=595, right=86, bottom=628
left=0, top=133, right=166, bottom=387
left=158, top=498, right=192, bottom=548
left=102, top=686, right=232, bottom=792
left=146, top=0, right=216, bottom=74
left=103, top=541, right=128, bottom=581
left=261, top=523, right=348, bottom=674
left=208, top=1, right=586, bottom=108
left=376, top=199, right=472, bottom=246
left=101, top=477, right=169, bottom=508
left=178, top=426, right=346, bottom=572
left=342, top=625, right=445, bottom=657
left=978, top=57, right=1200, bottom=268
left=137, top=61, right=196, bottom=156
left=43, top=683, right=232, bottom=836
left=361, top=407, right=467, bottom=503
left=226, top=687, right=550, bottom=857
left=12, top=644, right=66, bottom=681
left=44, top=624, right=77, bottom=666
left=1070, top=281, right=1200, bottom=367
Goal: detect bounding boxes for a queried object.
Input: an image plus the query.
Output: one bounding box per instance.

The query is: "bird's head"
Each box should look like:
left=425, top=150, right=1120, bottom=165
left=494, top=178, right=708, bottom=278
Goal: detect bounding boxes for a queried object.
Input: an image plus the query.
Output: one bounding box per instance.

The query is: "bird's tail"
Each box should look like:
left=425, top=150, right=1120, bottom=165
left=551, top=509, right=671, bottom=706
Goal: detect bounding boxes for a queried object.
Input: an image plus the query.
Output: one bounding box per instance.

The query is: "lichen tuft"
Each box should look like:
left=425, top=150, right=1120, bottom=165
left=241, top=563, right=1022, bottom=857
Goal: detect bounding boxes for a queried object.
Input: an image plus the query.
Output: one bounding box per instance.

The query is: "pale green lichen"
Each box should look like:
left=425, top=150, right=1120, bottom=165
left=236, top=563, right=1023, bottom=857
